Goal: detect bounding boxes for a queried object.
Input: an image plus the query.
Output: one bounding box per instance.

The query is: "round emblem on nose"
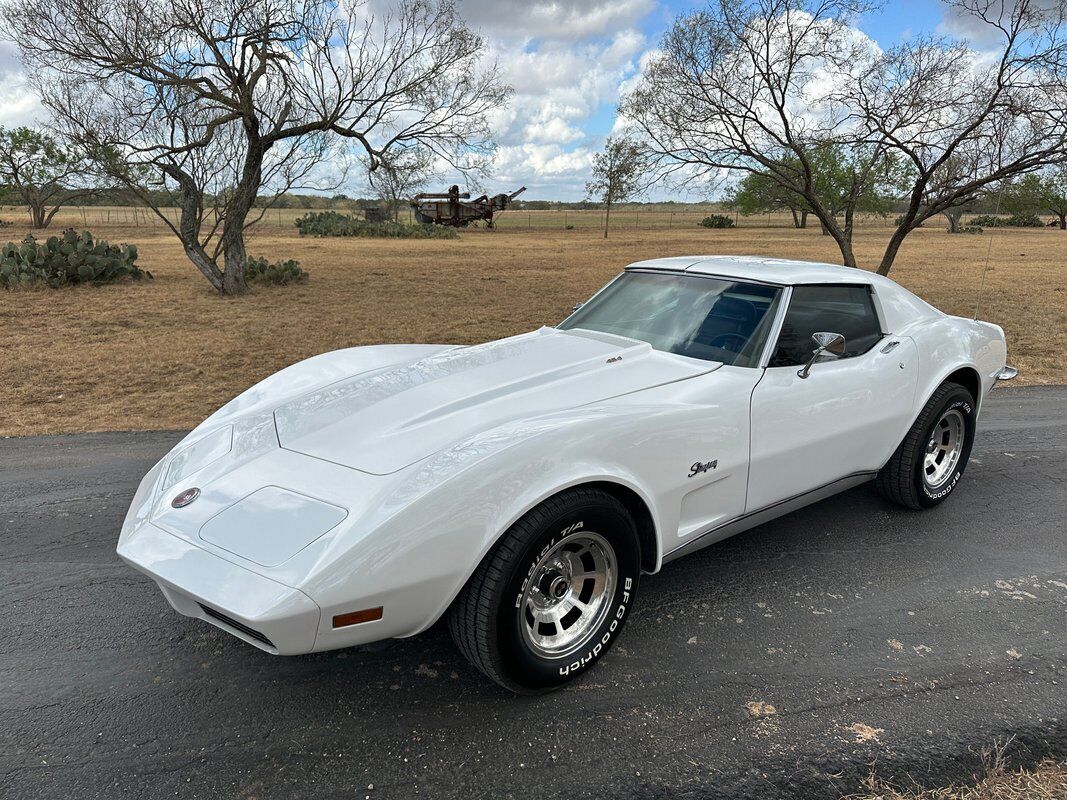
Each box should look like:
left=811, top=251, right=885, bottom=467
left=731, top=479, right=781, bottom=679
left=171, top=487, right=201, bottom=508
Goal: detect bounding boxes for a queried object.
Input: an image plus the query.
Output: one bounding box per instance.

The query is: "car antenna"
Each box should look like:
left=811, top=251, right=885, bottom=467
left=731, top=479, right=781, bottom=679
left=974, top=183, right=1006, bottom=321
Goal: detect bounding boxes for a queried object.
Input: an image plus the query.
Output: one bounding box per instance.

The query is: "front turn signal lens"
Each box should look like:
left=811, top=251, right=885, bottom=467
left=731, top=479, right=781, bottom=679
left=332, top=607, right=383, bottom=628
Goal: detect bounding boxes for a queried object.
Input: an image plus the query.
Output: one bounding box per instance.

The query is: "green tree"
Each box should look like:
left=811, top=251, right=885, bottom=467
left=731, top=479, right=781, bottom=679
left=1003, top=170, right=1067, bottom=230
left=585, top=137, right=648, bottom=239
left=0, top=127, right=95, bottom=228
left=726, top=144, right=904, bottom=234
left=727, top=170, right=809, bottom=228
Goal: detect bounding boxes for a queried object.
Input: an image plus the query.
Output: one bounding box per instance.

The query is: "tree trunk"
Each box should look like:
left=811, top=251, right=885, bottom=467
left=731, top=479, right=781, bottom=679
left=790, top=208, right=800, bottom=228
left=185, top=243, right=224, bottom=291
left=944, top=209, right=963, bottom=233
left=802, top=196, right=857, bottom=268
left=221, top=233, right=248, bottom=295
left=799, top=210, right=808, bottom=229
left=30, top=203, right=47, bottom=229
left=603, top=201, right=611, bottom=239
left=837, top=235, right=858, bottom=268
left=217, top=140, right=265, bottom=295
left=879, top=180, right=928, bottom=276
left=170, top=168, right=224, bottom=291
left=1058, top=213, right=1066, bottom=230
left=878, top=227, right=910, bottom=276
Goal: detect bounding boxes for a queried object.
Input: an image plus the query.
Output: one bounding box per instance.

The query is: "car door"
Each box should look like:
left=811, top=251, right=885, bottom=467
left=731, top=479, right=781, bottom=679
left=746, top=283, right=918, bottom=512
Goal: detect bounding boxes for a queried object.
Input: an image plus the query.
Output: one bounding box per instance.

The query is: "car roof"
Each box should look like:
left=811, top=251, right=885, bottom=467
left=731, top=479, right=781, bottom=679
left=624, top=255, right=878, bottom=286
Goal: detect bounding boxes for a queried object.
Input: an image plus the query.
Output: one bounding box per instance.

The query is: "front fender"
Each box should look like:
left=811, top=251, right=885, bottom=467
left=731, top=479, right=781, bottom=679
left=297, top=405, right=664, bottom=648
left=303, top=381, right=753, bottom=649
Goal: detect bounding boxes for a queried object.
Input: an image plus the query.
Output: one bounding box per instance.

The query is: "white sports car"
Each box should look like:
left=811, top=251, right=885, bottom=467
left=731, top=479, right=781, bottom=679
left=117, top=256, right=1016, bottom=692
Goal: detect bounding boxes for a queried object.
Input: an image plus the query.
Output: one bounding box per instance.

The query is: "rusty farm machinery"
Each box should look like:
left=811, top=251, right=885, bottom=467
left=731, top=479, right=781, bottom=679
left=411, top=185, right=527, bottom=228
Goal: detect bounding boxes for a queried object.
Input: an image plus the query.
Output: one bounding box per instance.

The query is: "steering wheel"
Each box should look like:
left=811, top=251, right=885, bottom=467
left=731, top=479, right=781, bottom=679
left=708, top=333, right=748, bottom=353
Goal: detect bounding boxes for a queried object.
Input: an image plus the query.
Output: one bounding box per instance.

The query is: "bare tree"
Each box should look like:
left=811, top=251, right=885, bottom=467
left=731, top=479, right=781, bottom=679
left=0, top=126, right=97, bottom=228
left=585, top=137, right=649, bottom=238
left=623, top=0, right=1067, bottom=274
left=621, top=0, right=889, bottom=266
left=2, top=0, right=508, bottom=294
left=851, top=0, right=1067, bottom=273
left=368, top=148, right=437, bottom=222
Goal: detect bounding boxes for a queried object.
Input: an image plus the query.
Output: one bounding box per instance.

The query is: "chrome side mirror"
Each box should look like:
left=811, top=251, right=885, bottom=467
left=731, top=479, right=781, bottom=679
left=797, top=331, right=846, bottom=379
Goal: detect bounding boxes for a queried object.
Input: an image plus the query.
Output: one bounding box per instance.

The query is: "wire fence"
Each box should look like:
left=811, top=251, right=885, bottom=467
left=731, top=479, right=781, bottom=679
left=0, top=205, right=1045, bottom=234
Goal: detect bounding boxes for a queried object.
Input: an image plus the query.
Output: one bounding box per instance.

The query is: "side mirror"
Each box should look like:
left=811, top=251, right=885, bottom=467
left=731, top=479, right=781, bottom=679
left=797, top=331, right=846, bottom=379
left=571, top=302, right=584, bottom=313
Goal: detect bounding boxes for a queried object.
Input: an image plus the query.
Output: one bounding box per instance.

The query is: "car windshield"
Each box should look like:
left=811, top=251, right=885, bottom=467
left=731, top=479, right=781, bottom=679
left=558, top=271, right=782, bottom=366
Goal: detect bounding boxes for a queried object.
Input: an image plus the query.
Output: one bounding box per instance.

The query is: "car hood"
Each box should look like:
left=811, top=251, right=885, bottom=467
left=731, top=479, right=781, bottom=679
left=274, top=327, right=718, bottom=474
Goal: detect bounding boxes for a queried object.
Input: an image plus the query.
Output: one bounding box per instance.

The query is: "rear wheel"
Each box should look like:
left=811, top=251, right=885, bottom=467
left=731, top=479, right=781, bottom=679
left=448, top=487, right=641, bottom=693
left=877, top=381, right=976, bottom=509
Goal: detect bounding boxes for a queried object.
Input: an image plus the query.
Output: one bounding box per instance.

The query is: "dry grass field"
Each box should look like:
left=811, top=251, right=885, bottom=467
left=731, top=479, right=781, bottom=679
left=1, top=207, right=1064, bottom=437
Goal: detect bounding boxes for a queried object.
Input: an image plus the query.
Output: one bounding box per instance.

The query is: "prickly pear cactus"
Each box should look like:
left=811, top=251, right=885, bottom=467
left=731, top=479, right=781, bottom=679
left=0, top=229, right=151, bottom=288
left=245, top=255, right=308, bottom=285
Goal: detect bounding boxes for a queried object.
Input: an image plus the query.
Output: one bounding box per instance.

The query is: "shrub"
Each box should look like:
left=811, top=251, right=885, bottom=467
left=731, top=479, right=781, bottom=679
left=245, top=255, right=308, bottom=285
left=950, top=225, right=984, bottom=235
left=968, top=213, right=1045, bottom=228
left=0, top=219, right=12, bottom=228
left=699, top=214, right=735, bottom=229
left=1004, top=213, right=1045, bottom=227
left=0, top=229, right=148, bottom=288
left=295, top=211, right=458, bottom=239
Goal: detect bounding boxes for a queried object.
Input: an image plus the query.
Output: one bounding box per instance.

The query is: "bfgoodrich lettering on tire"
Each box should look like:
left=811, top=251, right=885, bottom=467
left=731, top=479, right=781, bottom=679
left=448, top=487, right=641, bottom=693
left=877, top=381, right=977, bottom=510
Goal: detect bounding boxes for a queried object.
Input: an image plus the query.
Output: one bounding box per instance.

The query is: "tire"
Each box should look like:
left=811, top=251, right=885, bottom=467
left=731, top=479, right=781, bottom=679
left=448, top=487, right=641, bottom=693
left=877, top=381, right=977, bottom=510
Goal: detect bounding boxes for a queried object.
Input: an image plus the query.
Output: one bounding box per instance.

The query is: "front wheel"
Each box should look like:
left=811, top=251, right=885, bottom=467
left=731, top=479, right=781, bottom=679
left=877, top=381, right=977, bottom=509
left=448, top=487, right=641, bottom=693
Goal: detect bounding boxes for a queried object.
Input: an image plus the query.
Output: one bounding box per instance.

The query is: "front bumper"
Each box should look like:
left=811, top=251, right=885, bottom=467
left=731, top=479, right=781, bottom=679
left=118, top=522, right=321, bottom=655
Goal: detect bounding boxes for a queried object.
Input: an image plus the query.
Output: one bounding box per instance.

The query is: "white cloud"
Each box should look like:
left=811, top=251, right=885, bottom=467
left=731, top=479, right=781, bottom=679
left=523, top=116, right=584, bottom=144
left=0, top=42, right=41, bottom=127
left=468, top=22, right=648, bottom=195
left=490, top=142, right=596, bottom=197
left=937, top=0, right=1064, bottom=50
left=457, top=0, right=654, bottom=41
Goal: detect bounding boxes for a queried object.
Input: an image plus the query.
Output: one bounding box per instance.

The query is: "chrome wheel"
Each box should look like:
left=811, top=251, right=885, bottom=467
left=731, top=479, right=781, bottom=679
left=924, top=409, right=965, bottom=489
left=519, top=532, right=616, bottom=659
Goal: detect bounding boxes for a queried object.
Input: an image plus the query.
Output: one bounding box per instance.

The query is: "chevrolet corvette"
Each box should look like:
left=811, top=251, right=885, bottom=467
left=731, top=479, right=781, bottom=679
left=117, top=256, right=1016, bottom=692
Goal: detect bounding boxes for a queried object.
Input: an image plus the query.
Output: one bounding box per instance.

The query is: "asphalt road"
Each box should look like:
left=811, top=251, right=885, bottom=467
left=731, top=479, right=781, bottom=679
left=2, top=386, right=1064, bottom=800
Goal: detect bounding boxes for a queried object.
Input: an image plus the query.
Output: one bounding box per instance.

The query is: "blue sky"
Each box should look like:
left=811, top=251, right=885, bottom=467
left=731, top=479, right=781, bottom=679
left=0, top=0, right=958, bottom=200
